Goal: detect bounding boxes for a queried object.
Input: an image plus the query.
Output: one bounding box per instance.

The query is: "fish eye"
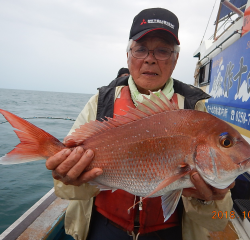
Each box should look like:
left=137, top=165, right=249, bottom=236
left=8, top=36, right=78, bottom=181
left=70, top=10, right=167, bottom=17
left=219, top=135, right=233, bottom=148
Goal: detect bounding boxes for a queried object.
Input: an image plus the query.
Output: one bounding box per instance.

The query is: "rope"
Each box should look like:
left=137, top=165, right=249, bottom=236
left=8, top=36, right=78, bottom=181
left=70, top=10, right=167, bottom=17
left=0, top=116, right=76, bottom=124
left=200, top=0, right=218, bottom=44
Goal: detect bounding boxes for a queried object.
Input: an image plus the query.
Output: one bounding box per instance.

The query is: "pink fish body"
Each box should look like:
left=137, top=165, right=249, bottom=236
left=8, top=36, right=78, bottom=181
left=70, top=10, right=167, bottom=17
left=1, top=92, right=250, bottom=221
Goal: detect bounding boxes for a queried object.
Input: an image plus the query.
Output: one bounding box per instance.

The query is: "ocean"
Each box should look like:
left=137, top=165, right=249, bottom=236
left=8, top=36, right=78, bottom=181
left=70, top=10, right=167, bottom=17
left=0, top=88, right=93, bottom=234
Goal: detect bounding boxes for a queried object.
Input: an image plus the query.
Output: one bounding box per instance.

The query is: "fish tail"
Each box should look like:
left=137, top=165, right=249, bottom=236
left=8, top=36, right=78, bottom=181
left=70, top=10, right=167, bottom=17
left=0, top=109, right=65, bottom=165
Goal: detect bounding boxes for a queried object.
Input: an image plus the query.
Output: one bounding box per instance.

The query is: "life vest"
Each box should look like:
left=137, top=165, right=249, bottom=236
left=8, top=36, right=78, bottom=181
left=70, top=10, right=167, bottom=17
left=95, top=86, right=179, bottom=234
left=96, top=76, right=210, bottom=121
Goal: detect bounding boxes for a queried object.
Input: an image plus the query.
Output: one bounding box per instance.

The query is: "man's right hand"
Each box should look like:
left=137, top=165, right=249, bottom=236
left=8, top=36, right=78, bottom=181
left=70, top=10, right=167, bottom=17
left=46, top=146, right=103, bottom=186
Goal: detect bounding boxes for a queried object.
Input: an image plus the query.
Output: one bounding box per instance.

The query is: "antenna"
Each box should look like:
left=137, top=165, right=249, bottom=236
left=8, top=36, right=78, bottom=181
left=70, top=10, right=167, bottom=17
left=200, top=0, right=219, bottom=45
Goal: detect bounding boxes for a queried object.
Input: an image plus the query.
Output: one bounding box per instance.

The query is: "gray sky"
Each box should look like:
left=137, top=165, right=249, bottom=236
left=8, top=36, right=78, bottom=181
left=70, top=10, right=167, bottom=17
left=0, top=0, right=220, bottom=94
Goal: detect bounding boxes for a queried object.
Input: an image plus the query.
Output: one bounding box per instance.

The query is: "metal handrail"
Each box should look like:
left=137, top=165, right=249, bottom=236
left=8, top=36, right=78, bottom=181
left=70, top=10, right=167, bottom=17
left=199, top=30, right=240, bottom=64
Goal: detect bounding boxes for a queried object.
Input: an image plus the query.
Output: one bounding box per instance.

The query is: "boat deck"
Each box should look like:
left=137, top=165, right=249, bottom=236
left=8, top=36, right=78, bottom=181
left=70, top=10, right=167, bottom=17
left=16, top=197, right=68, bottom=240
left=1, top=188, right=249, bottom=240
left=210, top=221, right=239, bottom=240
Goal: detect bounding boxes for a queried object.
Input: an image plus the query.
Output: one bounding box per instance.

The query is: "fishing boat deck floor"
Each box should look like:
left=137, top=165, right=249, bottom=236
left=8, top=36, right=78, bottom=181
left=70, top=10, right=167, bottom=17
left=209, top=221, right=240, bottom=240
left=16, top=197, right=69, bottom=240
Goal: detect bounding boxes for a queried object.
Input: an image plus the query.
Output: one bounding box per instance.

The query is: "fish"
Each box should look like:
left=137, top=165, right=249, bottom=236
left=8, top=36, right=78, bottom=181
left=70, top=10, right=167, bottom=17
left=1, top=91, right=250, bottom=222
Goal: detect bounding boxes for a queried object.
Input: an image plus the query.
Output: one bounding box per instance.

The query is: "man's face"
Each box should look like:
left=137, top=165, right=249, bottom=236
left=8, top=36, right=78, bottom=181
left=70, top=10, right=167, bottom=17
left=127, top=33, right=179, bottom=94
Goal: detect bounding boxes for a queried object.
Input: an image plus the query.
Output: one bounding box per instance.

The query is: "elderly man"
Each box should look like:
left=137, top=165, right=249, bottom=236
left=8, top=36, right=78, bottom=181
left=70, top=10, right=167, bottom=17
left=46, top=8, right=234, bottom=240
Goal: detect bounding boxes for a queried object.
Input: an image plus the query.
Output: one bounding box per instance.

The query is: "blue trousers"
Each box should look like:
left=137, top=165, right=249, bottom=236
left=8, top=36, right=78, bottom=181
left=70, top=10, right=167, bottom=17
left=87, top=209, right=182, bottom=240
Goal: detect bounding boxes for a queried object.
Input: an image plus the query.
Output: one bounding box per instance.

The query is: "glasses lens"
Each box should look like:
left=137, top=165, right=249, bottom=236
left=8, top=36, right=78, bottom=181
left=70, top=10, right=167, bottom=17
left=131, top=46, right=173, bottom=60
left=132, top=46, right=148, bottom=59
left=154, top=48, right=172, bottom=60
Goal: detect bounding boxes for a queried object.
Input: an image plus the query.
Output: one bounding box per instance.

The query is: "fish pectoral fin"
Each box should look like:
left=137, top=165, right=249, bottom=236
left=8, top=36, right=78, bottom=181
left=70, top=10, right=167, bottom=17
left=143, top=165, right=191, bottom=199
left=161, top=190, right=182, bottom=222
left=127, top=167, right=191, bottom=213
left=88, top=181, right=117, bottom=192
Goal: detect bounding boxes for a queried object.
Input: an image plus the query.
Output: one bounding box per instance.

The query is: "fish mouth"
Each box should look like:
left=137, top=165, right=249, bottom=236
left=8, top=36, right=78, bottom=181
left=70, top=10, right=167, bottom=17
left=238, top=157, right=250, bottom=171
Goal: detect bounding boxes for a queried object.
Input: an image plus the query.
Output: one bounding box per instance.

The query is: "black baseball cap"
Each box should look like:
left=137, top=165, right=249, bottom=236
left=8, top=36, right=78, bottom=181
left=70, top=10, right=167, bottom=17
left=129, top=8, right=180, bottom=45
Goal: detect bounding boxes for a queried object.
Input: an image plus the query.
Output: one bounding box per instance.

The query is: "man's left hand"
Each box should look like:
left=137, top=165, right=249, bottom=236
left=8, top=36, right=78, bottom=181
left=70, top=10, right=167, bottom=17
left=182, top=171, right=235, bottom=201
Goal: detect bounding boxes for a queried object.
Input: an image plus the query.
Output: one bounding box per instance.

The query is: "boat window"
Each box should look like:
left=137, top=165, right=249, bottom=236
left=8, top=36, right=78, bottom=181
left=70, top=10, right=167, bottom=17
left=199, top=61, right=211, bottom=86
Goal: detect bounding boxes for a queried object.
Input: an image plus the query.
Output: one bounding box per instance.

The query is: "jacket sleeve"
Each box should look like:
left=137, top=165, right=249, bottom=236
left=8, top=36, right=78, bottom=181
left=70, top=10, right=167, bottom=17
left=194, top=99, right=207, bottom=112
left=54, top=93, right=100, bottom=200
left=54, top=86, right=124, bottom=201
left=182, top=191, right=233, bottom=233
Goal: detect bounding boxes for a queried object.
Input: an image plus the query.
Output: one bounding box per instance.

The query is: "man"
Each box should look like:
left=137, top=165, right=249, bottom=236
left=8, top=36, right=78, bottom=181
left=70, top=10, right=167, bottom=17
left=116, top=67, right=130, bottom=78
left=46, top=8, right=234, bottom=240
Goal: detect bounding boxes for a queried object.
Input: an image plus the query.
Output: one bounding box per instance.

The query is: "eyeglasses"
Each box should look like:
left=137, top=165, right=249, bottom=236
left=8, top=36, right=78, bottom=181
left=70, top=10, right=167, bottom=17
left=130, top=46, right=175, bottom=61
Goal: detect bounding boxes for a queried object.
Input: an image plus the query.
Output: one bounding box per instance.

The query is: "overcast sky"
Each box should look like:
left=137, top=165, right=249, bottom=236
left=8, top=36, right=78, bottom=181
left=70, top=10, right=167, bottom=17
left=0, top=0, right=220, bottom=94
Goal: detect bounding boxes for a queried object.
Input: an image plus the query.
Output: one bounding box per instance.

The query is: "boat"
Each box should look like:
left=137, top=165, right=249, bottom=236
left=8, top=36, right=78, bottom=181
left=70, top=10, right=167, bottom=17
left=193, top=0, right=250, bottom=239
left=0, top=188, right=71, bottom=240
left=1, top=1, right=250, bottom=239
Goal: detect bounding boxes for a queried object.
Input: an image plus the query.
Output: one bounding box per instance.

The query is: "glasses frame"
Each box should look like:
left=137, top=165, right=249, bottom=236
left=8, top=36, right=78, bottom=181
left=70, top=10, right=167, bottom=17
left=130, top=46, right=175, bottom=61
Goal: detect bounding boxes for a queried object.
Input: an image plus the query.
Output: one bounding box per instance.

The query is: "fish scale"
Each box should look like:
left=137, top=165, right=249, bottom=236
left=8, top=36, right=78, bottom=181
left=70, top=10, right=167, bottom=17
left=86, top=136, right=193, bottom=197
left=1, top=91, right=250, bottom=221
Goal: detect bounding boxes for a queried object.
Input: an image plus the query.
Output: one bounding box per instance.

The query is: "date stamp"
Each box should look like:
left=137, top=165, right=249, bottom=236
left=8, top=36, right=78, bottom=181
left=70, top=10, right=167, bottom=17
left=212, top=211, right=250, bottom=219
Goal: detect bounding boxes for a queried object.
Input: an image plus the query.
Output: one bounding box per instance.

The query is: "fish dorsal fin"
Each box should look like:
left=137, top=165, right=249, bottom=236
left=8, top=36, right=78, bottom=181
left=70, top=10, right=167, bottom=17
left=64, top=91, right=179, bottom=147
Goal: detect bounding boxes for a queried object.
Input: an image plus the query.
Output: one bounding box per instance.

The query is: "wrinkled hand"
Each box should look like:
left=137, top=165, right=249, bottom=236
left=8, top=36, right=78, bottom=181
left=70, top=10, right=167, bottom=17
left=46, top=146, right=103, bottom=186
left=182, top=171, right=235, bottom=201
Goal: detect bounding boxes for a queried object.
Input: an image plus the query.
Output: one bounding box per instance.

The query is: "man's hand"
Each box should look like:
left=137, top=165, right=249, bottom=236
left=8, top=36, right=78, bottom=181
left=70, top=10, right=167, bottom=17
left=182, top=171, right=235, bottom=201
left=46, top=146, right=103, bottom=186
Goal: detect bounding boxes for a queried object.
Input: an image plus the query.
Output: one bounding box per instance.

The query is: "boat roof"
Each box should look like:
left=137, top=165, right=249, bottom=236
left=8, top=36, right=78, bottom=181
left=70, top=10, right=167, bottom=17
left=219, top=0, right=247, bottom=20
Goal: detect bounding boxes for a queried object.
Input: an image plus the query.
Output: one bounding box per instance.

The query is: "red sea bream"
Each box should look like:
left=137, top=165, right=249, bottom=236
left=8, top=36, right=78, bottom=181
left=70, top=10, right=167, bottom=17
left=1, top=92, right=250, bottom=221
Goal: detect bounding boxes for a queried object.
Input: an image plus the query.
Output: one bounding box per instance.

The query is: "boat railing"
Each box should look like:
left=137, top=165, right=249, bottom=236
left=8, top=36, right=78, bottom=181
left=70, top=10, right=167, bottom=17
left=0, top=188, right=69, bottom=240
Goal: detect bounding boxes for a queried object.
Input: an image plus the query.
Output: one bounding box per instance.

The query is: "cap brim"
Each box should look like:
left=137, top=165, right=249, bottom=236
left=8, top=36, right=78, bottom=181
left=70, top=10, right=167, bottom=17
left=131, top=28, right=180, bottom=45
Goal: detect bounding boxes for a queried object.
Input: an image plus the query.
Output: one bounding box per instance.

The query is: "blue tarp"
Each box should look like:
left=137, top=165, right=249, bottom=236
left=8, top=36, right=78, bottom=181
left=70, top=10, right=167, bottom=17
left=219, top=0, right=247, bottom=20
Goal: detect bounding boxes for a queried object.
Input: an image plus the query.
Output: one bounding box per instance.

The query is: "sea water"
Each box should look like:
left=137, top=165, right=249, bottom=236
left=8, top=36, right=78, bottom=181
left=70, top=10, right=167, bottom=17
left=0, top=88, right=93, bottom=234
